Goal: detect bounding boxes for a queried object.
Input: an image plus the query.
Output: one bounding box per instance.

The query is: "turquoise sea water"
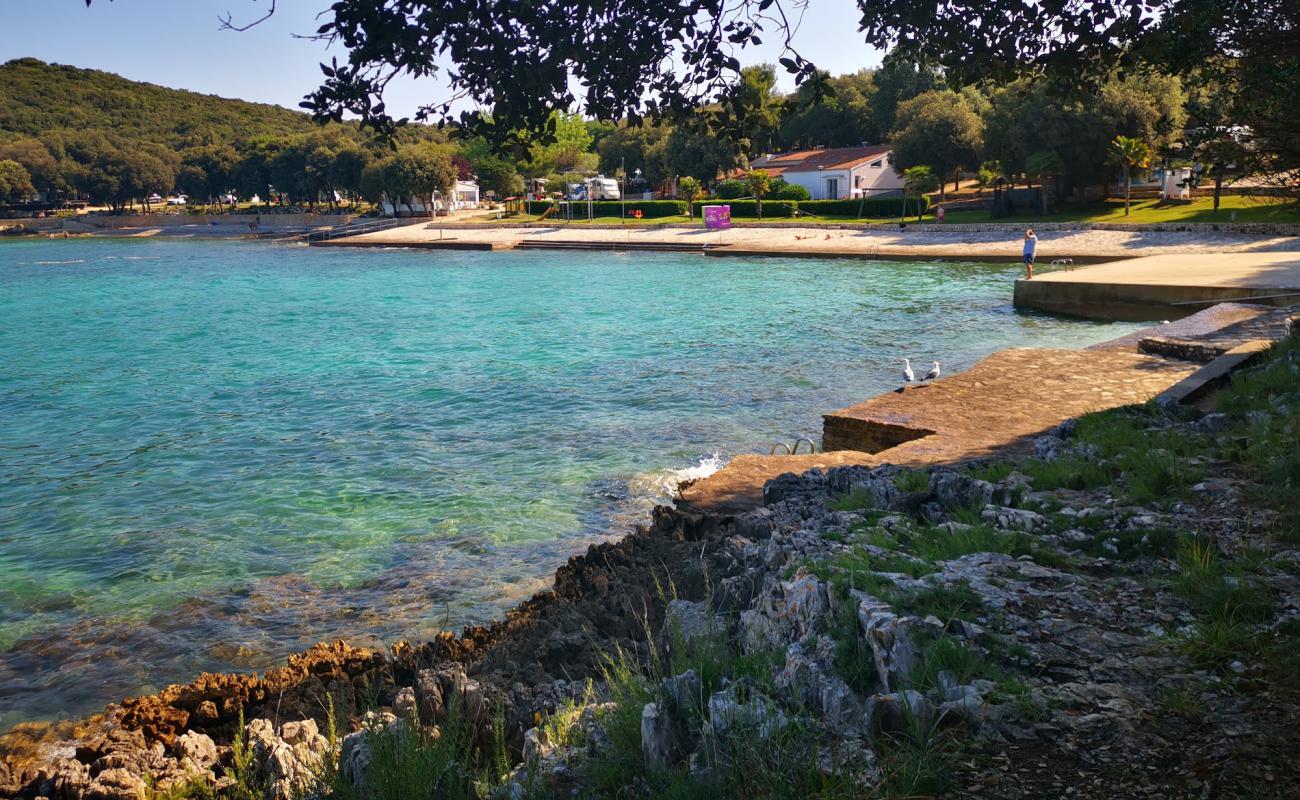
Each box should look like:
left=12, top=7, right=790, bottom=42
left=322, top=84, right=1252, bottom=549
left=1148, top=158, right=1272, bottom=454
left=0, top=238, right=1137, bottom=726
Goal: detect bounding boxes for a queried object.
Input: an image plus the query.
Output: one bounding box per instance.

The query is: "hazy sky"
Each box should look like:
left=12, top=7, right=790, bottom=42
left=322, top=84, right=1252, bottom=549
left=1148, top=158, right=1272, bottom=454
left=3, top=0, right=884, bottom=117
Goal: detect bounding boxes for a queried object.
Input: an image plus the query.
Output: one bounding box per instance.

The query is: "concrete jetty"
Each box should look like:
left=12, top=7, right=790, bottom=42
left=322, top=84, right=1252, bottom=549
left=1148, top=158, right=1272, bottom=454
left=1014, top=253, right=1300, bottom=320
left=679, top=303, right=1295, bottom=514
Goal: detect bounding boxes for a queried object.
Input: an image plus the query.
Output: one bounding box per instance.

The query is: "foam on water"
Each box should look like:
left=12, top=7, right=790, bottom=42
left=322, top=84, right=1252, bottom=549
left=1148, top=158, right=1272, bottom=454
left=624, top=452, right=727, bottom=506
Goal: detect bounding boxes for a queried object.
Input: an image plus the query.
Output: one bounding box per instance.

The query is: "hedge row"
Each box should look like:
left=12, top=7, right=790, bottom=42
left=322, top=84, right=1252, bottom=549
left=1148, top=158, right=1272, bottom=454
left=705, top=199, right=798, bottom=218
left=796, top=196, right=931, bottom=217
left=524, top=200, right=686, bottom=217
left=520, top=196, right=926, bottom=219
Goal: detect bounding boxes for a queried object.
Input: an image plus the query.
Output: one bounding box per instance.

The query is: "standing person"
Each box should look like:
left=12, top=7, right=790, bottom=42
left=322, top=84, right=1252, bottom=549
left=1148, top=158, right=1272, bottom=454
left=1023, top=228, right=1038, bottom=279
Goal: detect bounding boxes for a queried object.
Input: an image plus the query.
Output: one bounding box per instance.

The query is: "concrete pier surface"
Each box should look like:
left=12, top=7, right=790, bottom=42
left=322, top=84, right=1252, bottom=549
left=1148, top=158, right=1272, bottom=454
left=679, top=303, right=1295, bottom=514
left=1014, top=253, right=1300, bottom=319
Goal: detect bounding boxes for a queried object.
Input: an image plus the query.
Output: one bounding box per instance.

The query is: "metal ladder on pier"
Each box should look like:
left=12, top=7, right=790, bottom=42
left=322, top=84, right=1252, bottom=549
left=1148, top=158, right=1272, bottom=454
left=770, top=438, right=818, bottom=455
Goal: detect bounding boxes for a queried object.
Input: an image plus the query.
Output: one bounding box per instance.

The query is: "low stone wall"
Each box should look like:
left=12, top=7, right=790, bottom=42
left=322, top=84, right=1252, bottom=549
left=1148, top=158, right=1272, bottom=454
left=84, top=213, right=356, bottom=229
left=821, top=416, right=934, bottom=454
left=0, top=217, right=69, bottom=232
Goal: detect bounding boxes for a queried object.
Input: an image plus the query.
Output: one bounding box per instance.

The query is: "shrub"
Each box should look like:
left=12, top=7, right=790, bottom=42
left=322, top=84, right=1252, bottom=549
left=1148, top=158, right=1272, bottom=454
left=525, top=199, right=686, bottom=218
left=767, top=179, right=810, bottom=201
left=797, top=196, right=931, bottom=218
left=714, top=178, right=749, bottom=199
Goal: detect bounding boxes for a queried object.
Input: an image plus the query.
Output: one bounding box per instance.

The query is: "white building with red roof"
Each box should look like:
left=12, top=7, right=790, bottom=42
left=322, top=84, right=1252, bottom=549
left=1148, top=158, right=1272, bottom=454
left=748, top=145, right=904, bottom=200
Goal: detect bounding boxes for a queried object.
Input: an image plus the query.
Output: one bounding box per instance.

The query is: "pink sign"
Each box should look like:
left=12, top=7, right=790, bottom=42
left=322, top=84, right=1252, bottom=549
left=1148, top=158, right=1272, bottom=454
left=703, top=204, right=732, bottom=230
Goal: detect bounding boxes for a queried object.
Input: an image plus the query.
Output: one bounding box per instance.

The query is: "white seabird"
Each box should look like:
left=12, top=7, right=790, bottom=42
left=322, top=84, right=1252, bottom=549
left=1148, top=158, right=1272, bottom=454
left=923, top=361, right=941, bottom=383
left=902, top=358, right=915, bottom=389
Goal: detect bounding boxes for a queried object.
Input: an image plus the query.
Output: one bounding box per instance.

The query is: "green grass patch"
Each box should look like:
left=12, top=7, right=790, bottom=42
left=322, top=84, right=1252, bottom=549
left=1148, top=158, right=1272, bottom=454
left=891, top=582, right=984, bottom=623
left=1170, top=535, right=1281, bottom=676
left=872, top=713, right=960, bottom=798
left=585, top=640, right=865, bottom=799
left=908, top=636, right=998, bottom=693
left=871, top=553, right=938, bottom=578
left=937, top=195, right=1300, bottom=226
left=827, top=488, right=876, bottom=513
left=828, top=602, right=879, bottom=695
left=892, top=469, right=930, bottom=493
left=1081, top=527, right=1181, bottom=561
left=966, top=461, right=1014, bottom=484
left=1115, top=448, right=1204, bottom=505
left=1018, top=454, right=1112, bottom=491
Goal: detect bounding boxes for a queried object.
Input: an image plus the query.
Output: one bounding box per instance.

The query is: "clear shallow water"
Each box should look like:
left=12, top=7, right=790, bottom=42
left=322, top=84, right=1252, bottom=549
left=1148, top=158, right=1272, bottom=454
left=0, top=238, right=1137, bottom=725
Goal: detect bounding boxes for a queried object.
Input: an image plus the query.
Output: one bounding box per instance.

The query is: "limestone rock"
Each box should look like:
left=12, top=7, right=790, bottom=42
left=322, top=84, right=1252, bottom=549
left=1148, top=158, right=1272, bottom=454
left=930, top=471, right=994, bottom=511
left=707, top=682, right=788, bottom=740
left=863, top=691, right=934, bottom=739
left=662, top=599, right=718, bottom=649
left=640, top=703, right=678, bottom=767
left=84, top=767, right=147, bottom=800
left=246, top=717, right=332, bottom=800
left=742, top=573, right=831, bottom=651
left=857, top=596, right=926, bottom=693
left=825, top=465, right=902, bottom=511
left=775, top=640, right=865, bottom=736
left=982, top=505, right=1047, bottom=532
left=416, top=663, right=469, bottom=722
left=393, top=686, right=419, bottom=721
left=173, top=731, right=219, bottom=772
left=660, top=669, right=703, bottom=713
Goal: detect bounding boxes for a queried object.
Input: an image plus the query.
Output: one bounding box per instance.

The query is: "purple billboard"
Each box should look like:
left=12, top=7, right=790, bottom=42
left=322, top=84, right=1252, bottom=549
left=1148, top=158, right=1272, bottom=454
left=703, top=204, right=732, bottom=230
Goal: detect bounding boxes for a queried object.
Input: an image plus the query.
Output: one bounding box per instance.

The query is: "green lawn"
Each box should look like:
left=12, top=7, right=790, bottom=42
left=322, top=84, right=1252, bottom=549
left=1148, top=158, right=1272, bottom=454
left=936, top=195, right=1299, bottom=225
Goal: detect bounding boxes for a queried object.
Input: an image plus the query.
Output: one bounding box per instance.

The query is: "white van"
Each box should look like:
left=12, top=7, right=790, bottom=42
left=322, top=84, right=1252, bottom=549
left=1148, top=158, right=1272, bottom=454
left=586, top=177, right=621, bottom=201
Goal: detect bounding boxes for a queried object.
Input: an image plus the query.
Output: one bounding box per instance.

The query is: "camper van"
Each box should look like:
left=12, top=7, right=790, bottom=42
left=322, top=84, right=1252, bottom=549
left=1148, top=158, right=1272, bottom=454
left=586, top=176, right=621, bottom=201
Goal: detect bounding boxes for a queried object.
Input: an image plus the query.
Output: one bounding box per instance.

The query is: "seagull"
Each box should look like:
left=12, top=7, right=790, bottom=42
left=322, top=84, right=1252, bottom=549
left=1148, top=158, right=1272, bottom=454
left=902, top=358, right=915, bottom=389
left=923, top=361, right=941, bottom=384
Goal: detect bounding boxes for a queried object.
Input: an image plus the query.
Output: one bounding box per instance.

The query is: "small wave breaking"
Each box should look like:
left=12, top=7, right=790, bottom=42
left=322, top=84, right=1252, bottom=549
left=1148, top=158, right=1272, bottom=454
left=626, top=451, right=726, bottom=505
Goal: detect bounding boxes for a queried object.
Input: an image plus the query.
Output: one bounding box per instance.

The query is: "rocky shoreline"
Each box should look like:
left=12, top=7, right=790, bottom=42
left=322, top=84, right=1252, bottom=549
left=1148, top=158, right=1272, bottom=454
left=4, top=333, right=1299, bottom=799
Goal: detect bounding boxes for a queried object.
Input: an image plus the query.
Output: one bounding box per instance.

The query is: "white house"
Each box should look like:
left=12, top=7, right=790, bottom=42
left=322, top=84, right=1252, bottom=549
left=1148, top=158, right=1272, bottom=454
left=748, top=145, right=904, bottom=200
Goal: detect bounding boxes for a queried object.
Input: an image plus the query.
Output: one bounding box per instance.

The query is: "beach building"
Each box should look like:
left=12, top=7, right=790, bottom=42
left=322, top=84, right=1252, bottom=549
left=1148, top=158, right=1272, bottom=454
left=748, top=145, right=905, bottom=200
left=454, top=180, right=480, bottom=209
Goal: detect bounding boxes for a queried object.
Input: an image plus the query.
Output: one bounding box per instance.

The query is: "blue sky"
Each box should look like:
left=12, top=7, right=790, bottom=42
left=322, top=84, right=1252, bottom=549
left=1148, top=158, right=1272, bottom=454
left=3, top=0, right=884, bottom=117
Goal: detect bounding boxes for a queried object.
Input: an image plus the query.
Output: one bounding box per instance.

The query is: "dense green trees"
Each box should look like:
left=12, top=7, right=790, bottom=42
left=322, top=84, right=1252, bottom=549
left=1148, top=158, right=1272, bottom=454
left=780, top=71, right=879, bottom=150
left=981, top=74, right=1185, bottom=202
left=0, top=159, right=34, bottom=202
left=364, top=144, right=459, bottom=212
left=888, top=90, right=983, bottom=202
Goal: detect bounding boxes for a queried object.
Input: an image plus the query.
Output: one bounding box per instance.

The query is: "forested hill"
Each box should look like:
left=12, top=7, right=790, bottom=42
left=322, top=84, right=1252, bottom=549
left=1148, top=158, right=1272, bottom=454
left=0, top=57, right=320, bottom=149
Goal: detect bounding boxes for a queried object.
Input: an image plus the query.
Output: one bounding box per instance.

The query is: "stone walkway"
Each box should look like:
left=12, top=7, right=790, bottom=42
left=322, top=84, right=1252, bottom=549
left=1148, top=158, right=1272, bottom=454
left=680, top=347, right=1195, bottom=513
left=679, top=304, right=1291, bottom=514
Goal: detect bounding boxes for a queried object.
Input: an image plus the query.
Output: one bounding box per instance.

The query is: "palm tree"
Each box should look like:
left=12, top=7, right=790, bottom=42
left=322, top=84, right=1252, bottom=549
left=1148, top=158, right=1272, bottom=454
left=745, top=169, right=771, bottom=220
left=902, top=165, right=939, bottom=222
left=1107, top=135, right=1152, bottom=216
